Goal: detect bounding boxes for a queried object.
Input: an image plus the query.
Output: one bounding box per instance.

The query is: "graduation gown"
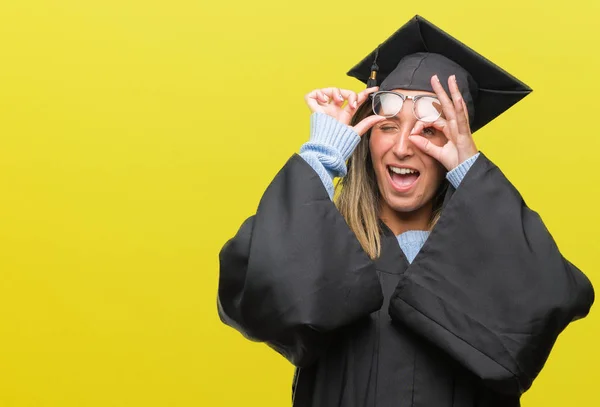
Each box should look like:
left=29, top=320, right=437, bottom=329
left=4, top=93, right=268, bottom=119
left=217, top=153, right=594, bottom=407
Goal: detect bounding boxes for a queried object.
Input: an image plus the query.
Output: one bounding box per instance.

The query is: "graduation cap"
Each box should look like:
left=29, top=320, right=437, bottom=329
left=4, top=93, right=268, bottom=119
left=347, top=15, right=532, bottom=132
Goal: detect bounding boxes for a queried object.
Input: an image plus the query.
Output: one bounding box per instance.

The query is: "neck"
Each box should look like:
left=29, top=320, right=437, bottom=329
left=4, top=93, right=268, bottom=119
left=379, top=201, right=433, bottom=236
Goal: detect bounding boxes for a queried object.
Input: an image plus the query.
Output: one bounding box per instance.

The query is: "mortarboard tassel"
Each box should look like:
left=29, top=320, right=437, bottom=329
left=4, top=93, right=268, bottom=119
left=366, top=47, right=380, bottom=88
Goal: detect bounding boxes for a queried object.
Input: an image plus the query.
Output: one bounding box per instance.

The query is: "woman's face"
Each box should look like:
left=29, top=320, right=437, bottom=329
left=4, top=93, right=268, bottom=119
left=369, top=89, right=447, bottom=215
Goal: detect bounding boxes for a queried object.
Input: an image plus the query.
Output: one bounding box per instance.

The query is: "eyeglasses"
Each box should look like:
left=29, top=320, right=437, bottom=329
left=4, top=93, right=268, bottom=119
left=371, top=91, right=443, bottom=122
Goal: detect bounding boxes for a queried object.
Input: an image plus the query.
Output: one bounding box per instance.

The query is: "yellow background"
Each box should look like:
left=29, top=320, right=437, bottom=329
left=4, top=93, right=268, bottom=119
left=0, top=0, right=598, bottom=406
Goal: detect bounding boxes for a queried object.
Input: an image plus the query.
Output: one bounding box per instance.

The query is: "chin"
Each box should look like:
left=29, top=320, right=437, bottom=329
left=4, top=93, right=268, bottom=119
left=382, top=193, right=427, bottom=213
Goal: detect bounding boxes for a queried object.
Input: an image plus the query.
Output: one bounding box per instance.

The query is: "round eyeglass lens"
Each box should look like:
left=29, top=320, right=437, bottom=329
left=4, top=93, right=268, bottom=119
left=414, top=97, right=442, bottom=122
left=373, top=93, right=404, bottom=117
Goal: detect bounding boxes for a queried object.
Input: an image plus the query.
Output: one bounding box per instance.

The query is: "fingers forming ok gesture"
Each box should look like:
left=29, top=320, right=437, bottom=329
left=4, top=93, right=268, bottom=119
left=304, top=86, right=385, bottom=136
left=409, top=75, right=478, bottom=171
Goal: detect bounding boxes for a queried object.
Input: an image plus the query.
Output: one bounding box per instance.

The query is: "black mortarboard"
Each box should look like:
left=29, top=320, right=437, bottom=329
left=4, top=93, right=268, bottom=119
left=347, top=15, right=532, bottom=132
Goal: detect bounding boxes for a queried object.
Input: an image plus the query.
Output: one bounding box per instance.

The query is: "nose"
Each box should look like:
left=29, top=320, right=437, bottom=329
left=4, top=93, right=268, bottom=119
left=391, top=108, right=418, bottom=159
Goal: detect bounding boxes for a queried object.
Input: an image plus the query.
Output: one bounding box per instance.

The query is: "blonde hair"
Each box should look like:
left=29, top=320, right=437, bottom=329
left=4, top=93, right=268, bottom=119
left=335, top=103, right=448, bottom=259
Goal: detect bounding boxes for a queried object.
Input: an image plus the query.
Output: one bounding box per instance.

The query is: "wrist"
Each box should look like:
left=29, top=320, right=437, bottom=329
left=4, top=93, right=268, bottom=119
left=456, top=148, right=478, bottom=169
left=446, top=152, right=481, bottom=189
left=308, top=112, right=361, bottom=161
left=299, top=113, right=361, bottom=179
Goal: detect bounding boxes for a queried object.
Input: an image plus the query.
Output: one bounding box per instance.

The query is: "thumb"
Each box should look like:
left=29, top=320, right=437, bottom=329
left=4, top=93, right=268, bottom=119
left=353, top=115, right=386, bottom=136
left=408, top=135, right=444, bottom=163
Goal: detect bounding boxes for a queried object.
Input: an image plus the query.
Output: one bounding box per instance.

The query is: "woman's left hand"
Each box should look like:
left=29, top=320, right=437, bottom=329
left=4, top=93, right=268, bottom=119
left=408, top=74, right=478, bottom=171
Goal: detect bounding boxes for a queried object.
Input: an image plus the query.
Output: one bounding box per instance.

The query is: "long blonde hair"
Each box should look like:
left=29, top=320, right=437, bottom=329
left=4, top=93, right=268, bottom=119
left=335, top=103, right=448, bottom=259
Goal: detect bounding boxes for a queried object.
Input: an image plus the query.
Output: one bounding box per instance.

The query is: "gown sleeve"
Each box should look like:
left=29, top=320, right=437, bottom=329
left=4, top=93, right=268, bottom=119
left=217, top=154, right=384, bottom=367
left=389, top=152, right=595, bottom=395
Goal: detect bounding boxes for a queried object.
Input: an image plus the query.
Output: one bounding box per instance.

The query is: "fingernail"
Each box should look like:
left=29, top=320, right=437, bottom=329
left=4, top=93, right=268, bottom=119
left=339, top=94, right=344, bottom=101
left=352, top=100, right=357, bottom=108
left=323, top=95, right=329, bottom=101
left=433, top=75, right=440, bottom=82
left=452, top=75, right=457, bottom=83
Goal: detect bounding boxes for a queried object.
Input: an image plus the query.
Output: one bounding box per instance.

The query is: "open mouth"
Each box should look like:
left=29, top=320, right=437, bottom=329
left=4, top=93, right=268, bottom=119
left=387, top=165, right=420, bottom=190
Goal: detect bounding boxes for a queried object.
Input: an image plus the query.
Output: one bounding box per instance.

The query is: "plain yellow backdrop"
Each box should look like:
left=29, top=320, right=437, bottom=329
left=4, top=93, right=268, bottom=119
left=0, top=0, right=598, bottom=406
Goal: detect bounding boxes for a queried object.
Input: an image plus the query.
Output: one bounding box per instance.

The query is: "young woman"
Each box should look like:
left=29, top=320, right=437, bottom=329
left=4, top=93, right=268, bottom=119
left=217, top=16, right=594, bottom=407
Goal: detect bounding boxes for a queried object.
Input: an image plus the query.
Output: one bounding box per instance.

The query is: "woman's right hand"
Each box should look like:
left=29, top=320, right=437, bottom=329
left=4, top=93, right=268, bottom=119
left=304, top=86, right=386, bottom=136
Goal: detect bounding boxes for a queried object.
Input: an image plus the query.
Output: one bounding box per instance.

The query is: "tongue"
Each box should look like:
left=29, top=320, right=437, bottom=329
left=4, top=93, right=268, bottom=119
left=391, top=173, right=418, bottom=186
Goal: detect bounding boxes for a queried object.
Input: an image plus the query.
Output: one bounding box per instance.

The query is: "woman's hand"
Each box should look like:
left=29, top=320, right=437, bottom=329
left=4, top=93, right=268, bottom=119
left=304, top=86, right=386, bottom=136
left=408, top=75, right=478, bottom=171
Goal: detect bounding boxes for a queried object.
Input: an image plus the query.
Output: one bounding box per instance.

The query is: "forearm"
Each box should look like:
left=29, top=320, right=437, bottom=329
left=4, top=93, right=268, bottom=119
left=299, top=112, right=361, bottom=199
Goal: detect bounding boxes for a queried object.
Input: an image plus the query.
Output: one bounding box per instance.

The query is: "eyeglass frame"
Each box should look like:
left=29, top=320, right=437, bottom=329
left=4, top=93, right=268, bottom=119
left=370, top=90, right=443, bottom=122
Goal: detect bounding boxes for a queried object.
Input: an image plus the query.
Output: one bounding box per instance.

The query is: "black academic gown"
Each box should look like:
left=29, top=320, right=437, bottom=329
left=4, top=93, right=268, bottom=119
left=217, top=153, right=594, bottom=407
